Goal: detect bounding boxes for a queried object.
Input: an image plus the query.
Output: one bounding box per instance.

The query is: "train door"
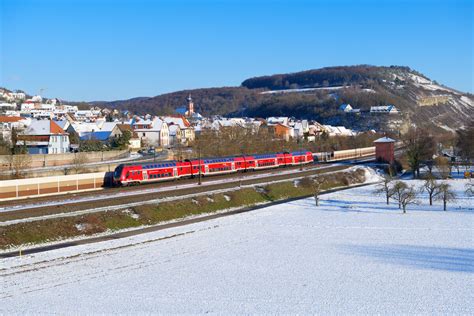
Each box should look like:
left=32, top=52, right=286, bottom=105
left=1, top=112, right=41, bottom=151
left=143, top=171, right=148, bottom=181
left=173, top=167, right=178, bottom=178
left=204, top=165, right=209, bottom=174
left=231, top=162, right=235, bottom=171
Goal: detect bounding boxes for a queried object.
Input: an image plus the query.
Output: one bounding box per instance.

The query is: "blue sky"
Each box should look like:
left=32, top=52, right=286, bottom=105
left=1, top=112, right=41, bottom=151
left=1, top=0, right=472, bottom=101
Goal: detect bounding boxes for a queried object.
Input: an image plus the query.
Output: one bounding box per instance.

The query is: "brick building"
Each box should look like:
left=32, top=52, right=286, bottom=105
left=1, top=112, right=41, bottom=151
left=374, top=137, right=396, bottom=163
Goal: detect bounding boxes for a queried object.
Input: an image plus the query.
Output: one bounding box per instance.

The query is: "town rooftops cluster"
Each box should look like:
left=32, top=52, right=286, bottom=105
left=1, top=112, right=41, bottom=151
left=1, top=92, right=383, bottom=155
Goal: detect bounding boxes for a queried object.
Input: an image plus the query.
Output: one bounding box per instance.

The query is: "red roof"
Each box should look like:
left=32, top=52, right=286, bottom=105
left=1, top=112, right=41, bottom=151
left=167, top=114, right=191, bottom=127
left=50, top=120, right=65, bottom=134
left=0, top=116, right=24, bottom=123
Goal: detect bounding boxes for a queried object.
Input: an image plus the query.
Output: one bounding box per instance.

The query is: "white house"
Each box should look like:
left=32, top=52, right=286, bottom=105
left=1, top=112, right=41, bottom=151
left=168, top=124, right=181, bottom=146
left=0, top=116, right=30, bottom=142
left=133, top=117, right=170, bottom=148
left=17, top=119, right=70, bottom=154
left=162, top=115, right=195, bottom=144
left=0, top=103, right=17, bottom=112
left=267, top=117, right=289, bottom=126
left=370, top=105, right=400, bottom=114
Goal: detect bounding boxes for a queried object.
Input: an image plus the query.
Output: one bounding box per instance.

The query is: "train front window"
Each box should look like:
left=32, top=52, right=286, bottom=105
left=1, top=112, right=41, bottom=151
left=114, top=166, right=123, bottom=178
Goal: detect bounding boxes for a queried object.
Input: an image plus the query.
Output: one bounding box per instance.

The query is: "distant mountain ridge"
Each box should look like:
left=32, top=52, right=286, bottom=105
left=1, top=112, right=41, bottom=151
left=89, top=65, right=473, bottom=131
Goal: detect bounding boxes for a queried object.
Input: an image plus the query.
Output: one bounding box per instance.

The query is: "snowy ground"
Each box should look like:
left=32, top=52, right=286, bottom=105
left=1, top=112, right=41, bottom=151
left=1, top=179, right=472, bottom=314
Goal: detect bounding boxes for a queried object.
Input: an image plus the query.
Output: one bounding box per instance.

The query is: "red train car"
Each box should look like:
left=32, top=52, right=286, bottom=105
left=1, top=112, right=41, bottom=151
left=113, top=150, right=314, bottom=186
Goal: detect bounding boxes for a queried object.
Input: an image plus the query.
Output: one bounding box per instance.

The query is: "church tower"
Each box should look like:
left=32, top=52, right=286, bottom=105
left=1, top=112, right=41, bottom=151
left=186, top=94, right=194, bottom=116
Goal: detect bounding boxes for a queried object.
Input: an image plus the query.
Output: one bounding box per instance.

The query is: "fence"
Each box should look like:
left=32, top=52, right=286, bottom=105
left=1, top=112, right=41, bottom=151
left=0, top=172, right=111, bottom=200
left=0, top=150, right=130, bottom=170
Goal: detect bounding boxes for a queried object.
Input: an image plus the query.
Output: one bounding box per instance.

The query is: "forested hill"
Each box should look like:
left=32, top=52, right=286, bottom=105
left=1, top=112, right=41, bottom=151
left=241, top=65, right=417, bottom=90
left=92, top=65, right=473, bottom=131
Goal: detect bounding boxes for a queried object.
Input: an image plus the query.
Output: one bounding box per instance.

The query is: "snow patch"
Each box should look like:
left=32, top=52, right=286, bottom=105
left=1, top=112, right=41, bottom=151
left=122, top=208, right=140, bottom=219
left=75, top=223, right=87, bottom=232
left=260, top=86, right=345, bottom=94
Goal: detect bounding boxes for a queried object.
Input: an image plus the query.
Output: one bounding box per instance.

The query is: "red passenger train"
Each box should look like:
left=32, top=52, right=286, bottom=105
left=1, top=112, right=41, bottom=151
left=113, top=151, right=314, bottom=186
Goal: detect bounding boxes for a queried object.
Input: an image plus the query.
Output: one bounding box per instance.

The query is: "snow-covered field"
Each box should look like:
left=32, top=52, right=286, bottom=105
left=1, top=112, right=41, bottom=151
left=1, top=179, right=473, bottom=314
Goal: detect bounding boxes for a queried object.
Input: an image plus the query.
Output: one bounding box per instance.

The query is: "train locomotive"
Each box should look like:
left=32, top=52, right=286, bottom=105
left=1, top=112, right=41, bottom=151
left=113, top=151, right=314, bottom=186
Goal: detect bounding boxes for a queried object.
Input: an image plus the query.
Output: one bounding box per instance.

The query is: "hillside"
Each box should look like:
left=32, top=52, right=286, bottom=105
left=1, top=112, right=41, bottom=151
left=93, top=65, right=473, bottom=131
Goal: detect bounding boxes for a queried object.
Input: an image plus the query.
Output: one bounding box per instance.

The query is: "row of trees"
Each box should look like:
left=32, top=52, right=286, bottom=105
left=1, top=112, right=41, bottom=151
left=190, top=126, right=381, bottom=158
left=402, top=123, right=473, bottom=179
left=375, top=175, right=458, bottom=212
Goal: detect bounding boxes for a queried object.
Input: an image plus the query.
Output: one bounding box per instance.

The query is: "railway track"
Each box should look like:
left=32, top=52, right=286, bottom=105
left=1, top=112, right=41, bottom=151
left=0, top=181, right=377, bottom=259
left=0, top=163, right=349, bottom=223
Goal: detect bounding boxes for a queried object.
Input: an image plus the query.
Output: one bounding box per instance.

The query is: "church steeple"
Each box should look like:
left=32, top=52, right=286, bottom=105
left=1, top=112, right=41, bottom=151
left=186, top=94, right=194, bottom=116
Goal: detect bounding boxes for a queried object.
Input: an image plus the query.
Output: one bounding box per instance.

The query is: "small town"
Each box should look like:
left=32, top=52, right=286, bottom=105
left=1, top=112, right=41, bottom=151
left=1, top=88, right=404, bottom=157
left=0, top=0, right=472, bottom=314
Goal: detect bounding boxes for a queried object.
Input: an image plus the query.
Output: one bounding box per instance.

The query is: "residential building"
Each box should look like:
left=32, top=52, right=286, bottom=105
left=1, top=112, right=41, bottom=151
left=0, top=116, right=30, bottom=142
left=133, top=117, right=170, bottom=148
left=116, top=124, right=141, bottom=150
left=168, top=124, right=181, bottom=146
left=267, top=117, right=289, bottom=126
left=162, top=115, right=195, bottom=144
left=370, top=105, right=400, bottom=114
left=17, top=120, right=70, bottom=154
left=0, top=103, right=17, bottom=112
left=273, top=123, right=294, bottom=141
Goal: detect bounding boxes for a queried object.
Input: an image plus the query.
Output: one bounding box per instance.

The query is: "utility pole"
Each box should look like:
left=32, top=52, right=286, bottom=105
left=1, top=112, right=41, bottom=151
left=299, top=137, right=303, bottom=171
left=198, top=144, right=202, bottom=185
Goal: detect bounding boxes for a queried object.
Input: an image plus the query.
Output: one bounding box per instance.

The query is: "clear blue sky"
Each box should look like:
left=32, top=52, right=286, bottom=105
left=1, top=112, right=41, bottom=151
left=1, top=0, right=472, bottom=101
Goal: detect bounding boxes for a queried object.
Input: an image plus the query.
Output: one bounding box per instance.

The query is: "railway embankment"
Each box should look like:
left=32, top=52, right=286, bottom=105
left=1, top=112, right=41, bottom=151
left=0, top=168, right=368, bottom=252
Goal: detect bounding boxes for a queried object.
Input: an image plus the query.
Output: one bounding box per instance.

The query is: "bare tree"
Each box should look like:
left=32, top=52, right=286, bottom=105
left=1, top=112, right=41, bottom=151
left=72, top=152, right=88, bottom=174
left=421, top=175, right=441, bottom=206
left=374, top=174, right=394, bottom=205
left=435, top=182, right=456, bottom=211
left=399, top=185, right=417, bottom=213
left=465, top=182, right=474, bottom=197
left=403, top=127, right=436, bottom=178
left=425, top=159, right=434, bottom=176
left=456, top=122, right=473, bottom=165
left=391, top=181, right=408, bottom=209
left=9, top=153, right=32, bottom=179
left=394, top=181, right=416, bottom=213
left=312, top=177, right=325, bottom=206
